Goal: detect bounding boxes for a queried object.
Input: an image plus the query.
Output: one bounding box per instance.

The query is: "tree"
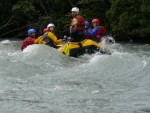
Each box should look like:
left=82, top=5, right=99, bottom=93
left=107, top=0, right=150, bottom=42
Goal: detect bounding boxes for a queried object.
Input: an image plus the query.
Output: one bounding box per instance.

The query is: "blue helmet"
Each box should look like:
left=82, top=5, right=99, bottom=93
left=85, top=21, right=89, bottom=27
left=28, top=29, right=36, bottom=35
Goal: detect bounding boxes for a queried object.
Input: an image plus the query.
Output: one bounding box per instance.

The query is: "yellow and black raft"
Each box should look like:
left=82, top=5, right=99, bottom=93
left=57, top=39, right=111, bottom=57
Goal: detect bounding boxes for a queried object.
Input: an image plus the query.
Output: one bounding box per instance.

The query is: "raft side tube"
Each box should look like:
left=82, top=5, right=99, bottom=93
left=58, top=39, right=111, bottom=57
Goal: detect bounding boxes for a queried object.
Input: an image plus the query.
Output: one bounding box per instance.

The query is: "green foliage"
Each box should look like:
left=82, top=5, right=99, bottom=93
left=107, top=0, right=150, bottom=42
left=12, top=0, right=36, bottom=19
left=0, top=0, right=149, bottom=42
left=0, top=0, right=16, bottom=25
left=78, top=0, right=110, bottom=29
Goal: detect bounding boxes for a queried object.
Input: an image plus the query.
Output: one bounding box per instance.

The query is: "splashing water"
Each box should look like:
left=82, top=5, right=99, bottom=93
left=0, top=39, right=150, bottom=113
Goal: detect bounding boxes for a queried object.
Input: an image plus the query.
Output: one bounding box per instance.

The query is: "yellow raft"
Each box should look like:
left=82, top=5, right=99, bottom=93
left=57, top=39, right=111, bottom=57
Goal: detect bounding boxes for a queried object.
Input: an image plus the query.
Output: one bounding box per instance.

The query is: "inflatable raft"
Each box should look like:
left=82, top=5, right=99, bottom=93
left=57, top=39, right=111, bottom=57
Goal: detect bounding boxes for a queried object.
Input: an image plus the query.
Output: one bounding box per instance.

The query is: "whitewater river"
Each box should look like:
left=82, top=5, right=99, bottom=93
left=0, top=39, right=150, bottom=113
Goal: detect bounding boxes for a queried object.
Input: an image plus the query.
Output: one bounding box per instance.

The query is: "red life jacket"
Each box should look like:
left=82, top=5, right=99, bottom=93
left=93, top=26, right=106, bottom=39
left=76, top=15, right=85, bottom=32
left=21, top=37, right=36, bottom=51
left=70, top=15, right=85, bottom=33
left=99, top=26, right=106, bottom=36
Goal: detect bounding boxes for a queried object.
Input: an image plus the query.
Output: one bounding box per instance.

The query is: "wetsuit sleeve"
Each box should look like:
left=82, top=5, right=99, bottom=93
left=47, top=32, right=62, bottom=45
left=21, top=41, right=25, bottom=51
left=86, top=27, right=98, bottom=36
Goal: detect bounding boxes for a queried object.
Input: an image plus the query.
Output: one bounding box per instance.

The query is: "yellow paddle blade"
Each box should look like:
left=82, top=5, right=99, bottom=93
left=58, top=43, right=70, bottom=56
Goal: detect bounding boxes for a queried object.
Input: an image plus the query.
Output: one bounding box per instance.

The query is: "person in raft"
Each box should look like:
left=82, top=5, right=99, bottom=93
left=35, top=23, right=62, bottom=48
left=85, top=19, right=107, bottom=43
left=69, top=7, right=85, bottom=42
left=21, top=28, right=37, bottom=51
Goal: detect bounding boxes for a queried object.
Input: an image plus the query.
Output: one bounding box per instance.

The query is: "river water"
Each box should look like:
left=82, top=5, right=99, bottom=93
left=0, top=39, right=150, bottom=113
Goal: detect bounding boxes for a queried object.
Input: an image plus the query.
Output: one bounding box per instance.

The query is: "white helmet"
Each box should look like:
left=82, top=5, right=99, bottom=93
left=47, top=23, right=55, bottom=28
left=71, top=7, right=79, bottom=14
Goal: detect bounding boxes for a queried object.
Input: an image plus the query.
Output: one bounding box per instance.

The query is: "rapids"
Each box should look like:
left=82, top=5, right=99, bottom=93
left=0, top=39, right=150, bottom=113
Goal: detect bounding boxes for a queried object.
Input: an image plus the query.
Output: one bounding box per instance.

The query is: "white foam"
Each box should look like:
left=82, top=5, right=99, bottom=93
left=0, top=40, right=11, bottom=44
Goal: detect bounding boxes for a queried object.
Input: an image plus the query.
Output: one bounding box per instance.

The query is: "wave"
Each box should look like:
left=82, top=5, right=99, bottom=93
left=0, top=41, right=150, bottom=113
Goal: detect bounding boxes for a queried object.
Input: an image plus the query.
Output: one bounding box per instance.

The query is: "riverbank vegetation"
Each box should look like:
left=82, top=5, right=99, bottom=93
left=0, top=0, right=149, bottom=43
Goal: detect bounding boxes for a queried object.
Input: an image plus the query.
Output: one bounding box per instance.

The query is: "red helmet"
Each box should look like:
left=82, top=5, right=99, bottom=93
left=92, top=19, right=100, bottom=24
left=43, top=28, right=48, bottom=33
